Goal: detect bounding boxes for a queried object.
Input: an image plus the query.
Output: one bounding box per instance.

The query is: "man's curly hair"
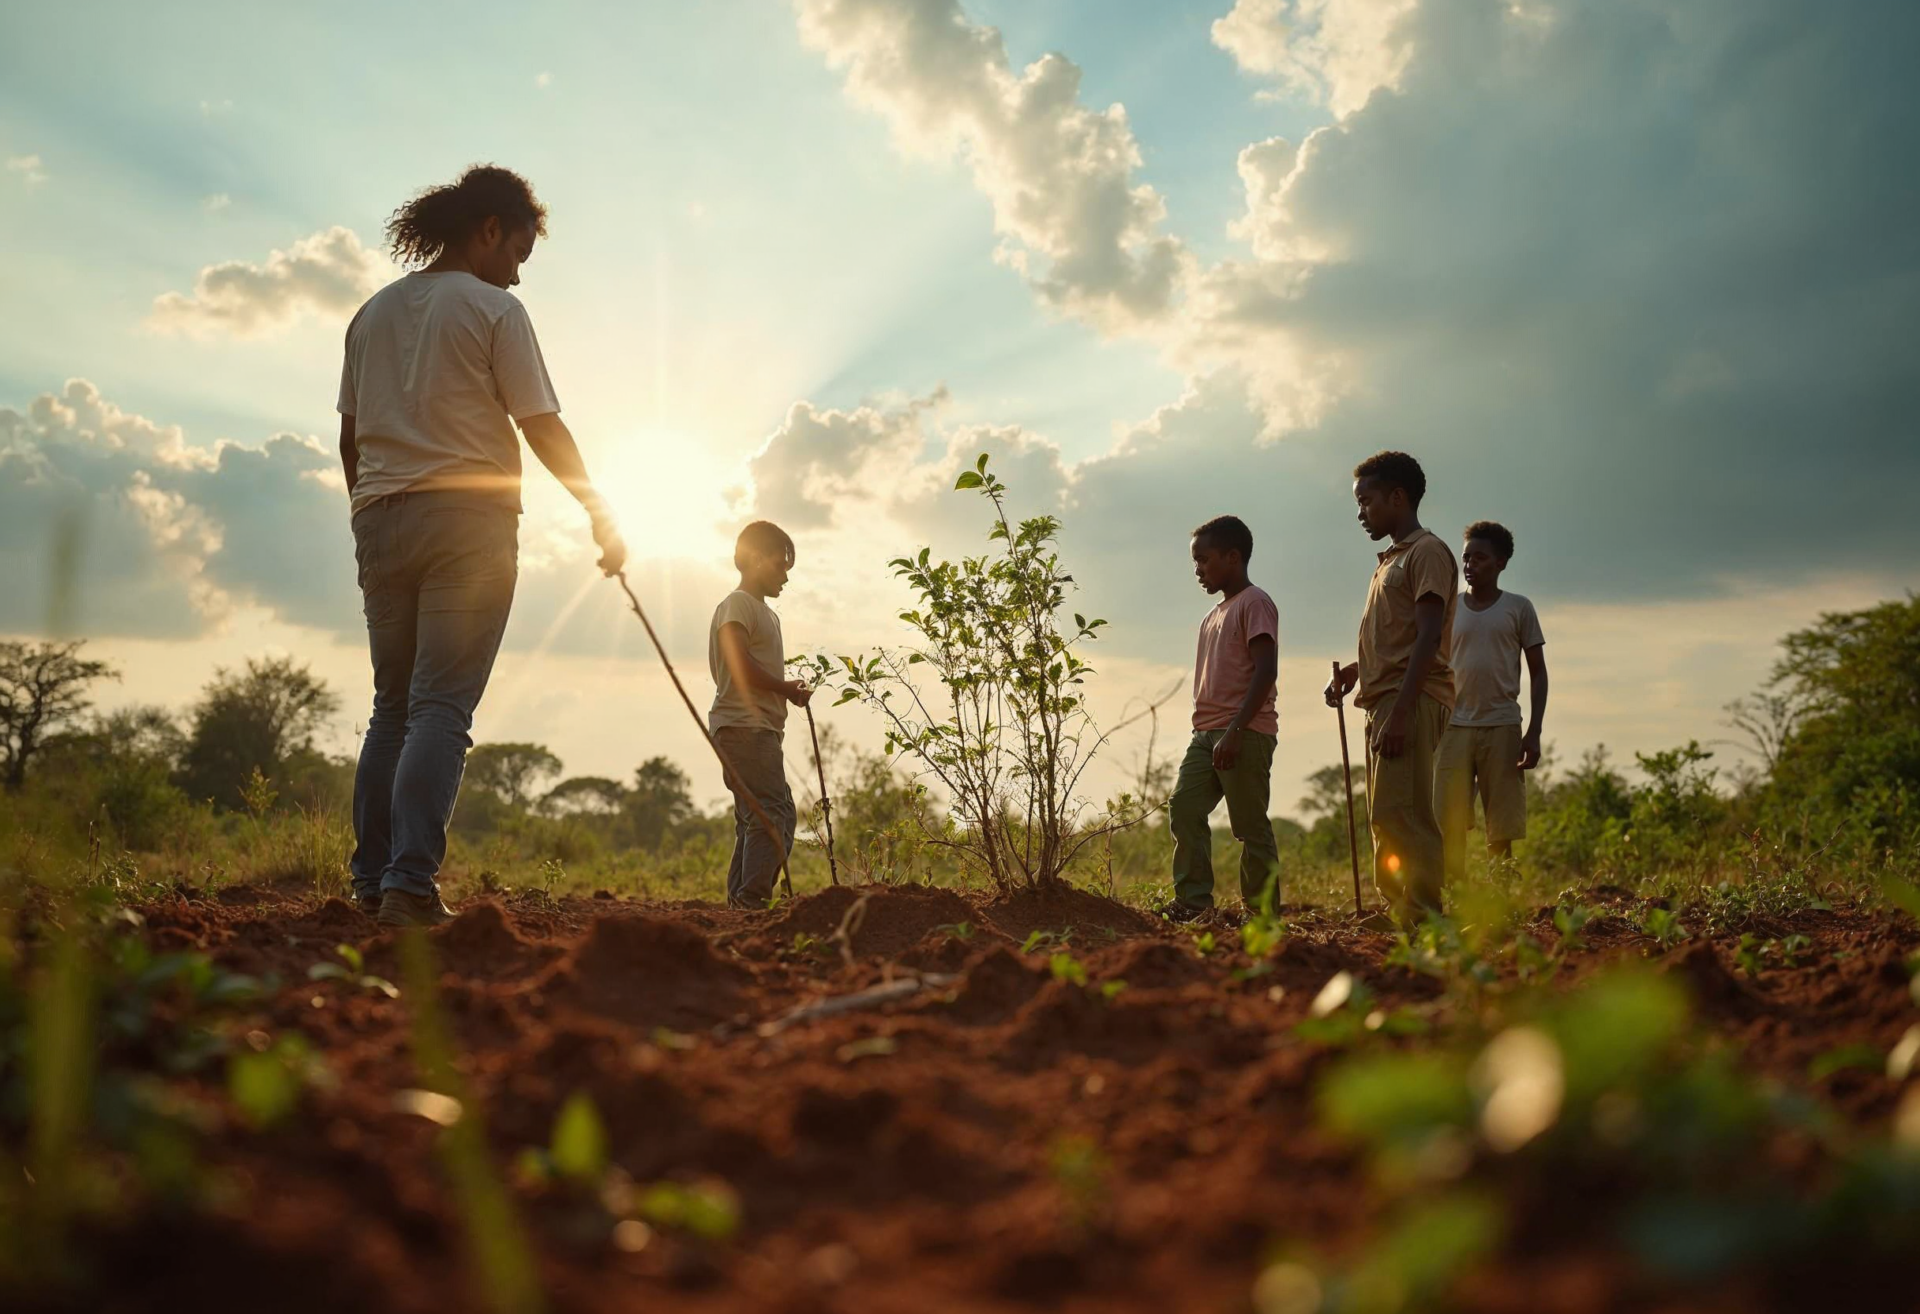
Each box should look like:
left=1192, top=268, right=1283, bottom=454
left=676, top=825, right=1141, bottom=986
left=385, top=165, right=548, bottom=268
left=1464, top=520, right=1516, bottom=563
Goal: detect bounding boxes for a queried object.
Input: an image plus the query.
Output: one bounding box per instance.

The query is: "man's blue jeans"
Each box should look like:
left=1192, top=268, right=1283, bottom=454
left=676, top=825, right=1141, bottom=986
left=349, top=493, right=517, bottom=902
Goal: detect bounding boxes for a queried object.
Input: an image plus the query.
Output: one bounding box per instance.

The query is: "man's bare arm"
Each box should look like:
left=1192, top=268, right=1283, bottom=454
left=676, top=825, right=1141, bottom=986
left=518, top=411, right=625, bottom=573
left=339, top=414, right=357, bottom=496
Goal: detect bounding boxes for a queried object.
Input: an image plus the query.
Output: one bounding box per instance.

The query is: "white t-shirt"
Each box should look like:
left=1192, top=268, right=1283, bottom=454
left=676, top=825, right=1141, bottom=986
left=708, top=590, right=788, bottom=734
left=1449, top=591, right=1545, bottom=727
left=337, top=271, right=560, bottom=514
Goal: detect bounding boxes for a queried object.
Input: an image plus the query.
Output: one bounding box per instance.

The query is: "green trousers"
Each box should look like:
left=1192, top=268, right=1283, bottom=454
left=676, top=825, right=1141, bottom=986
left=1363, top=693, right=1451, bottom=919
left=1169, top=728, right=1280, bottom=912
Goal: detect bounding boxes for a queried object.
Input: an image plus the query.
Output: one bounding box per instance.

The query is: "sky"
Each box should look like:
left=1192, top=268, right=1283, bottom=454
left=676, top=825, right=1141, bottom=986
left=2, top=0, right=1916, bottom=818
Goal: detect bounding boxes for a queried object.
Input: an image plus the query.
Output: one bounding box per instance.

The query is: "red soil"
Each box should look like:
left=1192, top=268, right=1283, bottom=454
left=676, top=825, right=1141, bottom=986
left=28, top=880, right=1920, bottom=1313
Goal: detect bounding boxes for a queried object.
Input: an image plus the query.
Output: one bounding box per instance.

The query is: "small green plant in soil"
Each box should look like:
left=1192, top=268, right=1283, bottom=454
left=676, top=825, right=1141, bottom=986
left=306, top=943, right=399, bottom=998
left=1022, top=928, right=1070, bottom=955
left=1639, top=906, right=1691, bottom=949
left=1048, top=951, right=1089, bottom=986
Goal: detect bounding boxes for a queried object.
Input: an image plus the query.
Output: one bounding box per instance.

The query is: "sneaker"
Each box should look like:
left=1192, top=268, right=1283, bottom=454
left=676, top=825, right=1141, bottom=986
left=353, top=890, right=383, bottom=918
left=376, top=888, right=456, bottom=929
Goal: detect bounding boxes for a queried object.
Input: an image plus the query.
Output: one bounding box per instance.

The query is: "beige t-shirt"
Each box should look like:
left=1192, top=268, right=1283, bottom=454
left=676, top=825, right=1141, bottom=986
left=1356, top=528, right=1457, bottom=712
left=337, top=271, right=560, bottom=514
left=708, top=590, right=788, bottom=734
left=1450, top=591, right=1545, bottom=727
left=1192, top=584, right=1280, bottom=735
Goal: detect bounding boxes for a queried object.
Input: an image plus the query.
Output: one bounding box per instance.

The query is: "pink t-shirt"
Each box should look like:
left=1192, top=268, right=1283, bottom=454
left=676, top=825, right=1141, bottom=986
left=1192, top=584, right=1280, bottom=735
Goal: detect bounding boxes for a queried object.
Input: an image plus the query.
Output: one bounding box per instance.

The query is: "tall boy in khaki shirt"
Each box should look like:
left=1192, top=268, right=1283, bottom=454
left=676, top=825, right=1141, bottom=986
left=1325, top=451, right=1457, bottom=920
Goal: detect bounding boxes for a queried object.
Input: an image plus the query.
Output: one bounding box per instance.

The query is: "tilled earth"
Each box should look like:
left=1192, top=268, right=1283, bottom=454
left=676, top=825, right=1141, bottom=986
left=48, top=880, right=1920, bottom=1313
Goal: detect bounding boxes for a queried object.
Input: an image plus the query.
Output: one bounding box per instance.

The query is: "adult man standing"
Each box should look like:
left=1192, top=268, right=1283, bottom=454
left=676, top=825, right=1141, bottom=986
left=338, top=165, right=625, bottom=928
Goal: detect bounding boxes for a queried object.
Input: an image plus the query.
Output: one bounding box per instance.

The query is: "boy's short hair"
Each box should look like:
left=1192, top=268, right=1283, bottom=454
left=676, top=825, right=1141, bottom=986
left=1463, top=520, right=1515, bottom=563
left=735, top=520, right=795, bottom=570
left=1191, top=514, right=1254, bottom=562
left=1353, top=450, right=1427, bottom=508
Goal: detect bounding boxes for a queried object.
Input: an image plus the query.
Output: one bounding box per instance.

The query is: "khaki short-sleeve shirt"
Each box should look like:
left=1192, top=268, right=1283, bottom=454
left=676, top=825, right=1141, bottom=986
left=1356, top=528, right=1457, bottom=712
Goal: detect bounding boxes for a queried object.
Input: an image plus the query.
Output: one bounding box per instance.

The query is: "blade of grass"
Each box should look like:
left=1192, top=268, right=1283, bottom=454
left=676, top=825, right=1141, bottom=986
left=26, top=928, right=96, bottom=1279
left=396, top=930, right=545, bottom=1314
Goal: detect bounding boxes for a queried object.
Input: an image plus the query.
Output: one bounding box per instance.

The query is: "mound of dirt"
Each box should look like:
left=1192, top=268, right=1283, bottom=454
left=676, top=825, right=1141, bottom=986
left=1097, top=939, right=1220, bottom=991
left=764, top=883, right=983, bottom=960
left=540, top=913, right=749, bottom=1030
left=937, top=945, right=1048, bottom=1023
left=422, top=901, right=556, bottom=981
left=1662, top=942, right=1768, bottom=1019
left=982, top=879, right=1157, bottom=944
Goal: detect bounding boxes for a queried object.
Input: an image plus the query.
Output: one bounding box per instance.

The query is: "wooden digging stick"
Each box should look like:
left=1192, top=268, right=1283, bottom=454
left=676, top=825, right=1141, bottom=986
left=804, top=701, right=839, bottom=886
left=1332, top=660, right=1364, bottom=916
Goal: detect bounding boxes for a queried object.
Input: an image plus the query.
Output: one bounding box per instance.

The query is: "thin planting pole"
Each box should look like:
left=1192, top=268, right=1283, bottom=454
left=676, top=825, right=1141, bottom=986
left=611, top=571, right=792, bottom=901
left=804, top=701, right=840, bottom=886
left=1332, top=660, right=1364, bottom=916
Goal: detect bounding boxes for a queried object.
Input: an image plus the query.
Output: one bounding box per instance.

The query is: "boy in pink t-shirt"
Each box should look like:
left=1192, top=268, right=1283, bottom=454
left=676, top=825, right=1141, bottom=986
left=1168, top=515, right=1281, bottom=919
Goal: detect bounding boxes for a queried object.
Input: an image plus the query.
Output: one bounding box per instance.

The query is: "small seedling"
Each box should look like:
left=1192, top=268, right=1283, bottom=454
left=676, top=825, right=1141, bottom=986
left=1022, top=928, right=1070, bottom=955
left=1640, top=908, right=1690, bottom=949
left=1049, top=951, right=1089, bottom=986
left=1734, top=934, right=1765, bottom=977
left=937, top=921, right=976, bottom=942
left=227, top=1032, right=333, bottom=1130
left=638, top=1179, right=741, bottom=1242
left=1047, top=1134, right=1110, bottom=1226
left=308, top=944, right=399, bottom=998
left=1192, top=930, right=1218, bottom=957
left=1100, top=979, right=1128, bottom=1001
left=1240, top=915, right=1285, bottom=961
left=1552, top=904, right=1601, bottom=950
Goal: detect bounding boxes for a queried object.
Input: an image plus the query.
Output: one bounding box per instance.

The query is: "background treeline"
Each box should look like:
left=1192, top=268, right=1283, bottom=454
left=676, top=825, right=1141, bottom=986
left=1, top=595, right=1915, bottom=901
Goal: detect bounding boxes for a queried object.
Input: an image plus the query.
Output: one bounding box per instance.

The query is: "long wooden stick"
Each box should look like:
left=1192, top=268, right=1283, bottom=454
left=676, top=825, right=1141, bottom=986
left=611, top=572, right=792, bottom=902
left=1332, top=660, right=1363, bottom=916
left=804, top=701, right=839, bottom=886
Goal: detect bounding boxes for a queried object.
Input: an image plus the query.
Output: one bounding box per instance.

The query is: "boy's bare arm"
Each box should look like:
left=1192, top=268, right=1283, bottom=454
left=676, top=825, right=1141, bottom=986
left=1213, top=635, right=1278, bottom=770
left=1378, top=595, right=1445, bottom=758
left=1521, top=643, right=1548, bottom=768
left=718, top=623, right=811, bottom=706
left=338, top=414, right=358, bottom=495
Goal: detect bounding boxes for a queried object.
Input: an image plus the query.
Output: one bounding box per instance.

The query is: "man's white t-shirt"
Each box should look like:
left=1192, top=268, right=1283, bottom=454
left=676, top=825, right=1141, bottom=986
left=708, top=591, right=788, bottom=734
left=1449, top=591, right=1546, bottom=727
left=337, top=271, right=560, bottom=514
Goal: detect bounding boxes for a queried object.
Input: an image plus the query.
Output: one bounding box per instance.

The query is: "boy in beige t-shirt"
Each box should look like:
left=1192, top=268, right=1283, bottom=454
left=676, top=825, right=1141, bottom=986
left=1436, top=521, right=1547, bottom=886
left=1325, top=451, right=1456, bottom=920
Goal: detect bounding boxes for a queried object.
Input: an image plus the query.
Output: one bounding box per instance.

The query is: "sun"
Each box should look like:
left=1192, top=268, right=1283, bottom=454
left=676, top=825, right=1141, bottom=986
left=590, top=424, right=736, bottom=562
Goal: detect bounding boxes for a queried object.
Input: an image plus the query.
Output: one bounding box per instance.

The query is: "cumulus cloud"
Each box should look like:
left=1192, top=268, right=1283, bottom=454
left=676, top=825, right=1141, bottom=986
left=792, top=0, right=1189, bottom=332
left=1211, top=0, right=1420, bottom=117
left=0, top=380, right=724, bottom=662
left=6, top=154, right=47, bottom=188
left=1181, top=0, right=1920, bottom=598
left=0, top=381, right=349, bottom=637
left=147, top=226, right=387, bottom=338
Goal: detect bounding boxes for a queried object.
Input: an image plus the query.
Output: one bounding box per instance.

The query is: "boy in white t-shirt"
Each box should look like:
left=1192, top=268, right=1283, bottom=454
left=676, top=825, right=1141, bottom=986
left=1435, top=521, right=1548, bottom=885
left=709, top=521, right=812, bottom=908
